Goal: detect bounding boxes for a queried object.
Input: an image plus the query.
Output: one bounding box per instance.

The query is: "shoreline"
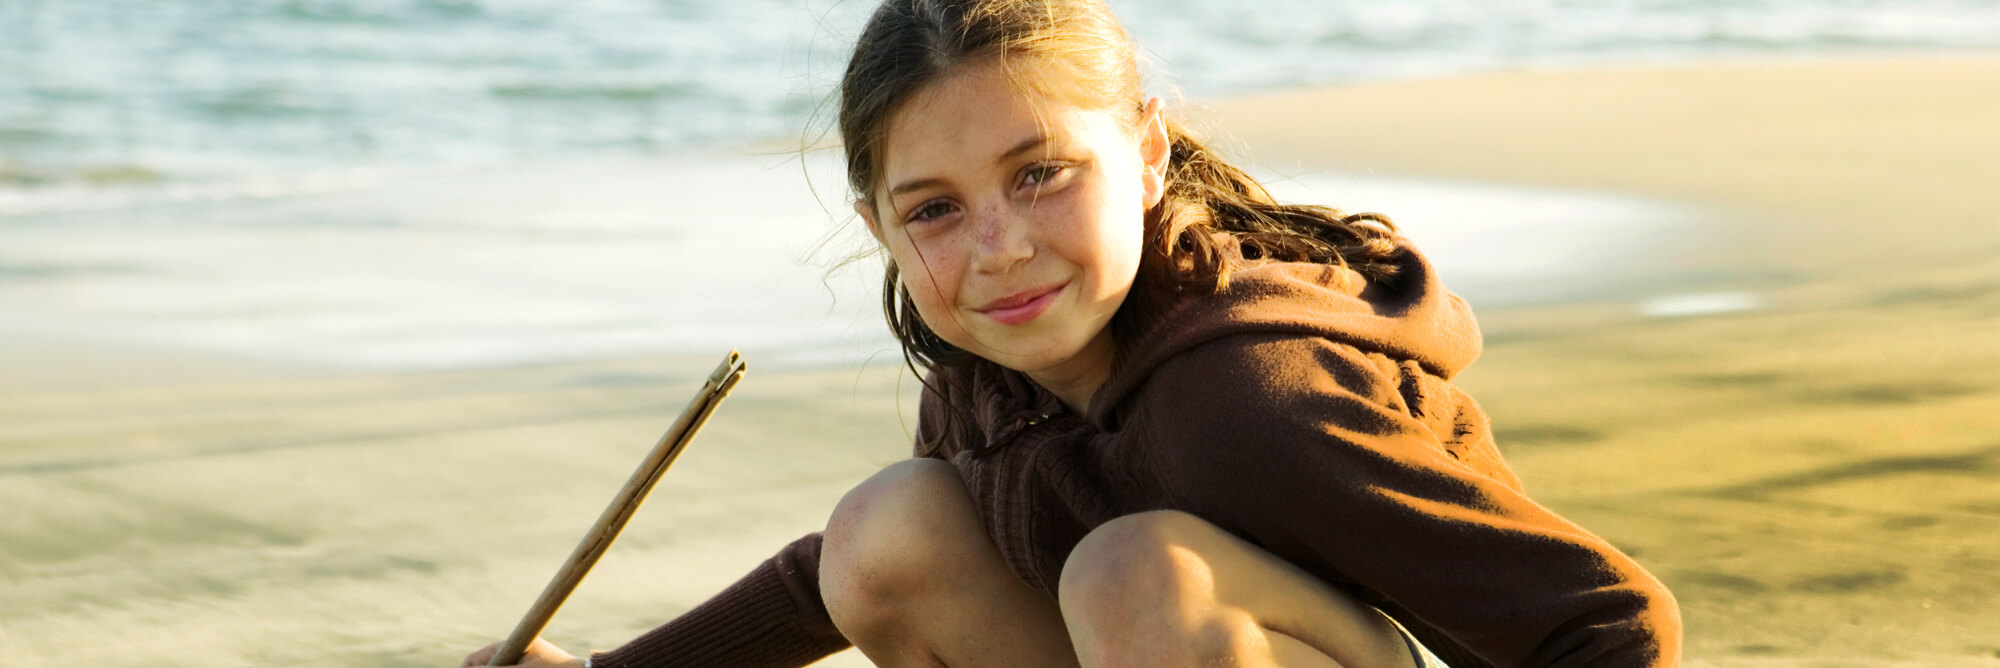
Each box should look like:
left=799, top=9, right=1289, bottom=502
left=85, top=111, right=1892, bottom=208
left=4, top=55, right=1999, bottom=666
left=1202, top=54, right=2000, bottom=275
left=0, top=152, right=1703, bottom=375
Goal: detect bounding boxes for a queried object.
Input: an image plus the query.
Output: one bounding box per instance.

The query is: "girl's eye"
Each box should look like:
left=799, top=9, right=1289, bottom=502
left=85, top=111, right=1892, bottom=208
left=908, top=200, right=955, bottom=223
left=1023, top=164, right=1064, bottom=187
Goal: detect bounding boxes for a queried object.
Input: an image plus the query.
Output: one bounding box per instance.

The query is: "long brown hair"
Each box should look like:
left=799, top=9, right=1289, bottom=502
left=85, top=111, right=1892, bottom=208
left=839, top=0, right=1402, bottom=452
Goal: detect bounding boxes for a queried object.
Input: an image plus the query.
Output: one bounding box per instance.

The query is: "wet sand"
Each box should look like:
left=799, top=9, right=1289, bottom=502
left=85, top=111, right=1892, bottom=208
left=5, top=56, right=1999, bottom=666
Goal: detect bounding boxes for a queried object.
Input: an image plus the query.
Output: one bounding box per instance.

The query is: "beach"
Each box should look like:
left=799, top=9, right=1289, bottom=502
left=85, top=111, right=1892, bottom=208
left=1209, top=55, right=2000, bottom=664
left=4, top=55, right=1999, bottom=667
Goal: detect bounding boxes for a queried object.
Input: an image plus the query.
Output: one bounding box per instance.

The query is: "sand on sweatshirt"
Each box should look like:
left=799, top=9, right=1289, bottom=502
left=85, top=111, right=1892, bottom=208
left=4, top=56, right=2000, bottom=667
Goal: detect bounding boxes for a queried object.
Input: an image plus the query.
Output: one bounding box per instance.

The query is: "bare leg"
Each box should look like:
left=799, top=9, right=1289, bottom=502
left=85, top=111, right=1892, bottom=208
left=820, top=459, right=1081, bottom=668
left=1058, top=510, right=1418, bottom=668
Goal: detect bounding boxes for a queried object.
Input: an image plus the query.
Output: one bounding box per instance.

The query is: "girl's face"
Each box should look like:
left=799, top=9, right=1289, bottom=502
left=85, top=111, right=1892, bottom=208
left=859, top=60, right=1167, bottom=394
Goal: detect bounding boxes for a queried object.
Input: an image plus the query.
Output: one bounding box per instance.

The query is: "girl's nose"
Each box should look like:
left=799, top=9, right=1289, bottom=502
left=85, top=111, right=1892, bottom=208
left=970, top=204, right=1033, bottom=274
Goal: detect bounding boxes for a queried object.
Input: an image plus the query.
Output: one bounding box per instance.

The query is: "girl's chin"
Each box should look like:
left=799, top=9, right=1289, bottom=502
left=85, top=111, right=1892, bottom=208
left=969, top=332, right=1110, bottom=375
left=985, top=349, right=1082, bottom=373
left=965, top=337, right=1086, bottom=371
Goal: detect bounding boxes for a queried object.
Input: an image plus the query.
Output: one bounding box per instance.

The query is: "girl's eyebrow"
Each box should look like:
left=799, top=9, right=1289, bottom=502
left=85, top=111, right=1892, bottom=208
left=995, top=135, right=1048, bottom=164
left=887, top=135, right=1049, bottom=197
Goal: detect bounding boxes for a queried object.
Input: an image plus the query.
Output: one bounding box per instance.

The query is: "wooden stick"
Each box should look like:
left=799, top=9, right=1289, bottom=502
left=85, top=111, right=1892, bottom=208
left=489, top=350, right=748, bottom=667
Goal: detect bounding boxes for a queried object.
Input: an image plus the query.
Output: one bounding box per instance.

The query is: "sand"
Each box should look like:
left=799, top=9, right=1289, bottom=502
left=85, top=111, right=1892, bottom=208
left=0, top=351, right=916, bottom=667
left=4, top=56, right=1998, bottom=667
left=1206, top=55, right=2000, bottom=665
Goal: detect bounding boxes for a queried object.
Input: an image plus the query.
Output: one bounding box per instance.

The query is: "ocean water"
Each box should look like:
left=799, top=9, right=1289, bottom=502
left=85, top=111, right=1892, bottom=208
left=0, top=152, right=897, bottom=369
left=4, top=0, right=1996, bottom=184
left=1, top=0, right=1991, bottom=369
left=0, top=150, right=1697, bottom=370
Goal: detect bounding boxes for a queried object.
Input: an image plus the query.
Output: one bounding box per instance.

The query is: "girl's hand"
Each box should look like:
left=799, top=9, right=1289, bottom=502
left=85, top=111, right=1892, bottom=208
left=460, top=637, right=584, bottom=668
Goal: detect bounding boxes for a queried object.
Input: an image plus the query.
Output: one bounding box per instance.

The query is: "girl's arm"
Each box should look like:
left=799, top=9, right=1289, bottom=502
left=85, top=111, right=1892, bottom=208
left=1138, top=333, right=1681, bottom=668
left=587, top=533, right=851, bottom=668
left=588, top=371, right=973, bottom=668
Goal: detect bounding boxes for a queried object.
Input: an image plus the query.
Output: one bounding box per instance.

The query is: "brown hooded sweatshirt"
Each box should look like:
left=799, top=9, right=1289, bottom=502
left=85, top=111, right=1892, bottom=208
left=592, top=243, right=1682, bottom=668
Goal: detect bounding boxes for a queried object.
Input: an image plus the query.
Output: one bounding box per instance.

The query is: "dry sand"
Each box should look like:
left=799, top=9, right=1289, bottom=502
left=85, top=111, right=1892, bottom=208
left=1207, top=55, right=2000, bottom=665
left=4, top=56, right=1999, bottom=667
left=1, top=350, right=916, bottom=668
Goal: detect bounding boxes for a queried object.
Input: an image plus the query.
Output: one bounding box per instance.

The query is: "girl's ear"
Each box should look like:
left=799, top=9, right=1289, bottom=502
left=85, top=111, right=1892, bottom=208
left=1138, top=97, right=1169, bottom=209
left=854, top=198, right=883, bottom=243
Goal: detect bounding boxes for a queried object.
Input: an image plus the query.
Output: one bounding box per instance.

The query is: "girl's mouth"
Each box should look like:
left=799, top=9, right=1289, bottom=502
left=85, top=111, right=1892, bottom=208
left=976, top=281, right=1067, bottom=325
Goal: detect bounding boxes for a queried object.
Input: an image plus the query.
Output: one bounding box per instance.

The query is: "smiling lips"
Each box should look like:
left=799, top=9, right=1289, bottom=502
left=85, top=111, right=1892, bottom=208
left=975, top=281, right=1067, bottom=325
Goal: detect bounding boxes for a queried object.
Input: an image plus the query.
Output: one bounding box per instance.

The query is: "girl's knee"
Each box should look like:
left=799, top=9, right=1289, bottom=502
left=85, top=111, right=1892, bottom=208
left=1058, top=510, right=1221, bottom=620
left=821, top=459, right=974, bottom=630
left=1059, top=510, right=1214, bottom=601
left=1059, top=511, right=1248, bottom=665
left=1061, top=512, right=1407, bottom=668
left=826, top=458, right=964, bottom=545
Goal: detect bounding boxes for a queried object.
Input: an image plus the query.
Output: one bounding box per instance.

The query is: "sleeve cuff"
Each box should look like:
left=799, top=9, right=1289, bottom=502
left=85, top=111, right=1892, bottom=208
left=589, top=545, right=850, bottom=668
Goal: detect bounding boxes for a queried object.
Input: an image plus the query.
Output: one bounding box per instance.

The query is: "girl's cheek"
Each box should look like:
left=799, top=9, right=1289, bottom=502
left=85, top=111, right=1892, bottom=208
left=898, top=239, right=965, bottom=308
left=1048, top=194, right=1104, bottom=251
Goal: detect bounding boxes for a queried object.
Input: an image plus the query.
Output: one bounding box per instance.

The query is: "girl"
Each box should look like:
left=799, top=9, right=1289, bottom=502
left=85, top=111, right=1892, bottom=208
left=465, top=0, right=1680, bottom=666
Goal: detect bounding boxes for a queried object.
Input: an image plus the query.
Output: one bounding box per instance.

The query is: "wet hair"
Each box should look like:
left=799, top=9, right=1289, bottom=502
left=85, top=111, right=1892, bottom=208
left=839, top=0, right=1402, bottom=452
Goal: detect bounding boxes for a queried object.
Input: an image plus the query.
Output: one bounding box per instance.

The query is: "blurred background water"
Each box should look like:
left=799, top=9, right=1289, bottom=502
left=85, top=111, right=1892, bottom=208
left=5, top=0, right=1997, bottom=187
left=1, top=0, right=1994, bottom=369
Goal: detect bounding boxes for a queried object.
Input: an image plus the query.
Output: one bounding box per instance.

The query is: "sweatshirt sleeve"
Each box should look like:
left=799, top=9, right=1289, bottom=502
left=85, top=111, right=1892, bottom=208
left=590, top=371, right=969, bottom=667
left=1138, top=333, right=1681, bottom=668
left=590, top=533, right=852, bottom=668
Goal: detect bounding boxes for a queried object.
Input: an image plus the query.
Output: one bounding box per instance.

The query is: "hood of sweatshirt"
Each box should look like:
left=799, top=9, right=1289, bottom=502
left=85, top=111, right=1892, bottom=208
left=1085, top=239, right=1483, bottom=427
